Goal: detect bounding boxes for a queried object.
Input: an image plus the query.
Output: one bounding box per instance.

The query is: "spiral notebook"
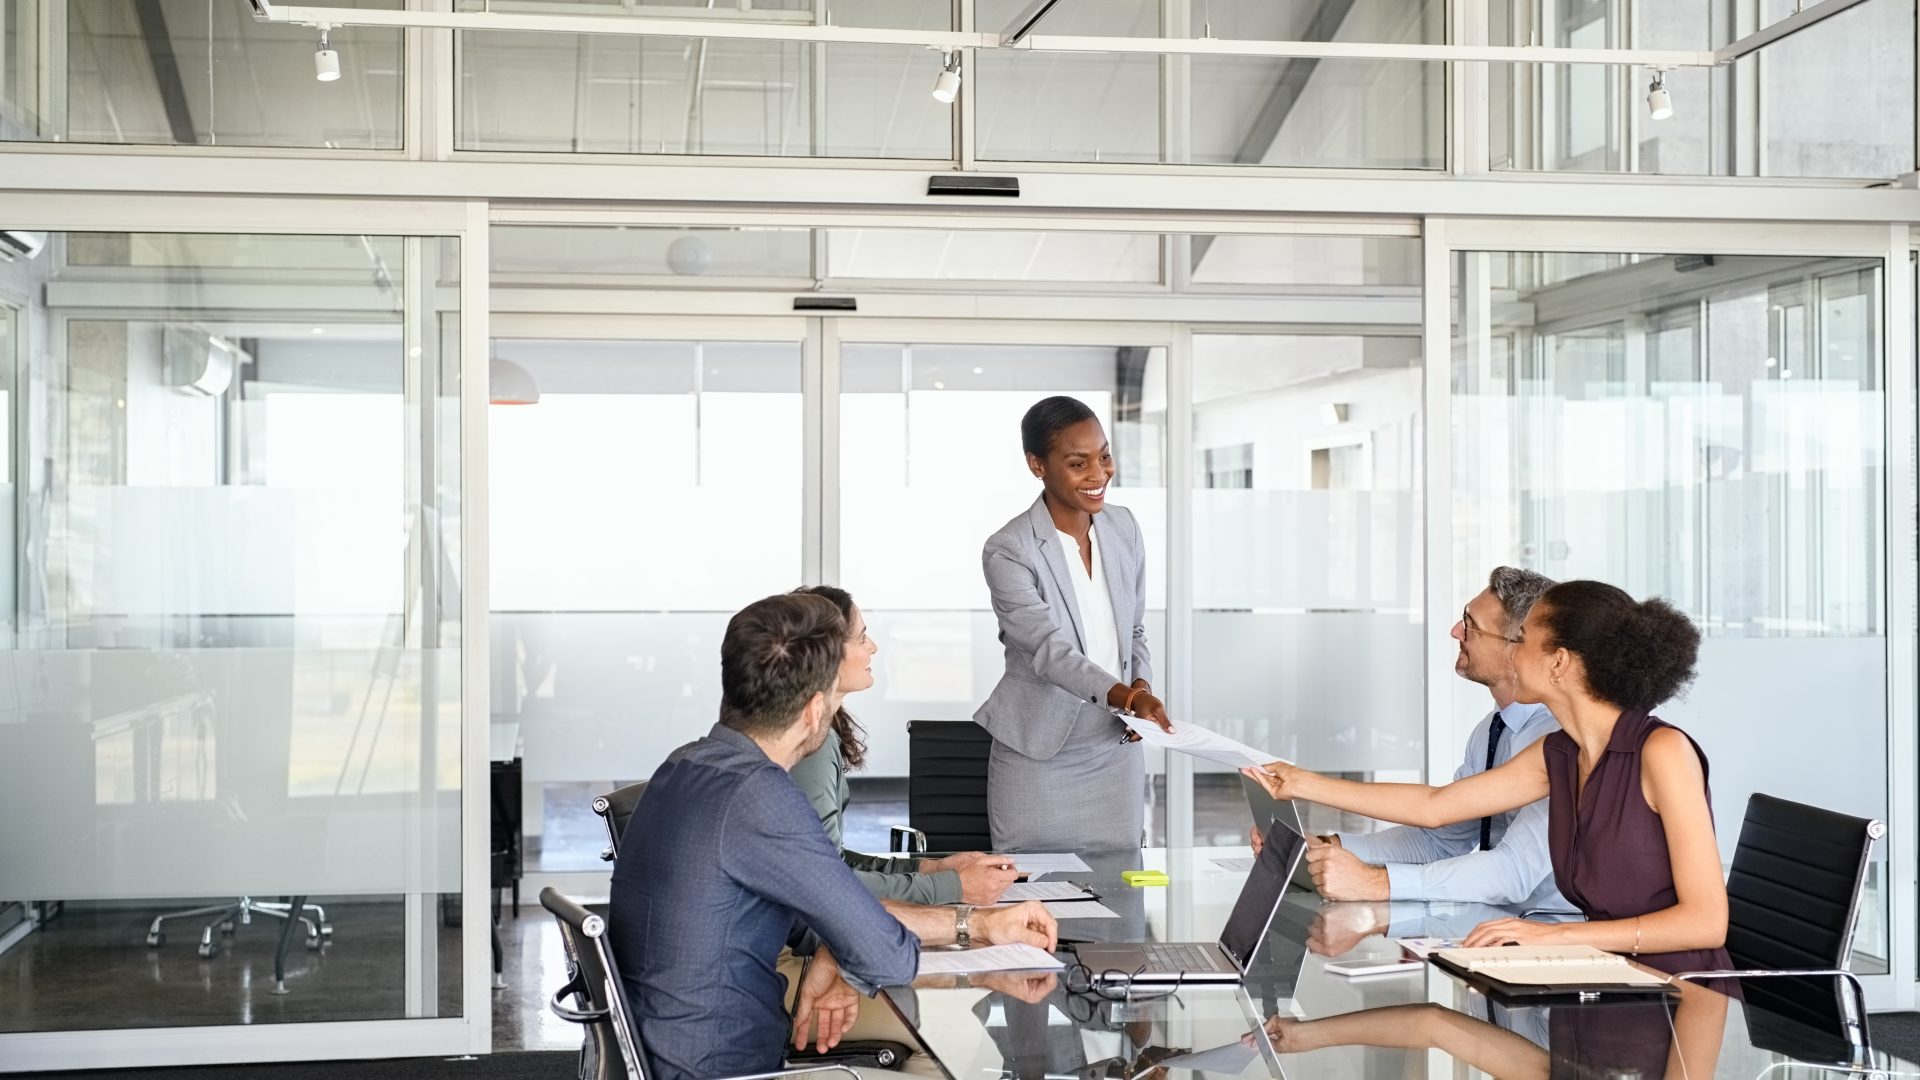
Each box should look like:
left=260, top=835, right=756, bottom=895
left=1431, top=945, right=1676, bottom=999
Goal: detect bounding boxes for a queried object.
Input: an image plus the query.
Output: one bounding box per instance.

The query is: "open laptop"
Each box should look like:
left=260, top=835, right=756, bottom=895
left=1243, top=773, right=1321, bottom=892
left=1071, top=816, right=1309, bottom=983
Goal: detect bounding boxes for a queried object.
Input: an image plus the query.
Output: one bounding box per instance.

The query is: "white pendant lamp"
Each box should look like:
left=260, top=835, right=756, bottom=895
left=490, top=357, right=540, bottom=405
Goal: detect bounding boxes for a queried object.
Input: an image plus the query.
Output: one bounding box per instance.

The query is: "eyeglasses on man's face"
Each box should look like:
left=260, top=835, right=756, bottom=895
left=1459, top=610, right=1515, bottom=643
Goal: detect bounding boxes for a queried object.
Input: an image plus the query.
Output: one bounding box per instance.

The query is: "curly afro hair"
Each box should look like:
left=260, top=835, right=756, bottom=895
left=1534, top=580, right=1700, bottom=711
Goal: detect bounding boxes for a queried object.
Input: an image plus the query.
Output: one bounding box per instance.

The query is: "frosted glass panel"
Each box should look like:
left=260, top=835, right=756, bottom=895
left=838, top=340, right=1168, bottom=798
left=0, top=648, right=460, bottom=899
left=489, top=335, right=801, bottom=872
left=0, top=231, right=465, bottom=1036
left=1452, top=251, right=1889, bottom=969
left=1190, top=333, right=1424, bottom=778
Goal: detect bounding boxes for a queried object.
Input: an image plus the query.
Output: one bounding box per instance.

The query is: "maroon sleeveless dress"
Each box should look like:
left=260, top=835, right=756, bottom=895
left=1543, top=709, right=1734, bottom=977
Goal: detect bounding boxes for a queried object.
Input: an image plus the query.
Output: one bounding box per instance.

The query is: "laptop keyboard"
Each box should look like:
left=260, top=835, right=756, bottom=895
left=1142, top=944, right=1227, bottom=973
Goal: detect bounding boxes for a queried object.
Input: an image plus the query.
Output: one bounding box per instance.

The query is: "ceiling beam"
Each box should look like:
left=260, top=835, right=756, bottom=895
left=3, top=154, right=1916, bottom=226
left=1714, top=0, right=1874, bottom=63
left=999, top=0, right=1070, bottom=47
left=133, top=0, right=198, bottom=145
left=1190, top=0, right=1358, bottom=271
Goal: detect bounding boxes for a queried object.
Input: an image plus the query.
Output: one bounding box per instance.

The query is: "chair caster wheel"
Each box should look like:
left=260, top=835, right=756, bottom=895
left=219, top=921, right=236, bottom=935
left=146, top=932, right=164, bottom=947
left=305, top=936, right=322, bottom=951
left=319, top=925, right=334, bottom=938
left=197, top=942, right=219, bottom=959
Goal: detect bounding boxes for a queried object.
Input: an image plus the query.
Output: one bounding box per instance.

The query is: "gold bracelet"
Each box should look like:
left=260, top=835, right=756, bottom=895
left=1632, top=917, right=1642, bottom=956
left=1122, top=686, right=1146, bottom=715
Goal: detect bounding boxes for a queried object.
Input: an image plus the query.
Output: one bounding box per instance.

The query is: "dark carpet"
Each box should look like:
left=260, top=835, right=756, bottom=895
left=1873, top=1012, right=1920, bottom=1063
left=26, top=1051, right=575, bottom=1080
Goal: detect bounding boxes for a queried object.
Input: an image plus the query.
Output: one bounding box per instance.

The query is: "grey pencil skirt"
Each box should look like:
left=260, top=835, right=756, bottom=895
left=986, top=708, right=1146, bottom=853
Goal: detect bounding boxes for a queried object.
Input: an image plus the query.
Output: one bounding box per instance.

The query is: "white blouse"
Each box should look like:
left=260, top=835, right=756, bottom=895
left=1057, top=525, right=1122, bottom=679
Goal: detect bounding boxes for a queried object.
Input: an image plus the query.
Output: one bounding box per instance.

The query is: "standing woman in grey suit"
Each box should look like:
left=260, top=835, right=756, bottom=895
left=976, top=396, right=1174, bottom=852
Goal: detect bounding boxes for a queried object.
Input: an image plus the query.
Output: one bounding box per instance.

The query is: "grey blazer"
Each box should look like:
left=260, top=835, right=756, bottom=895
left=973, top=495, right=1153, bottom=761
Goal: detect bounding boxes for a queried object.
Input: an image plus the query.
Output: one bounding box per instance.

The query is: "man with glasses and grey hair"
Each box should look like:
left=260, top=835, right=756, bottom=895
left=1268, top=567, right=1568, bottom=910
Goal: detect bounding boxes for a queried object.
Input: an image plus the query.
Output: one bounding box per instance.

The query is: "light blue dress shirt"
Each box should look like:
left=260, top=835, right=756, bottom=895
left=1337, top=701, right=1569, bottom=910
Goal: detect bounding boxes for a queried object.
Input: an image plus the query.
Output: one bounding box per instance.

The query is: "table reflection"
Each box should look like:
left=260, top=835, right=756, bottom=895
left=1251, top=978, right=1730, bottom=1080
left=880, top=851, right=1896, bottom=1080
left=888, top=973, right=1279, bottom=1080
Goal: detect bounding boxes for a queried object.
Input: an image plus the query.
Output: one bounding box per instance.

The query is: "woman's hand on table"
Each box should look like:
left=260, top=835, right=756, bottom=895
left=1462, top=917, right=1564, bottom=948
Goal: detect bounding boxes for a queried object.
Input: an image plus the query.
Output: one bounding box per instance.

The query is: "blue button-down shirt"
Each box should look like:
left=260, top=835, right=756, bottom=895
left=1338, top=702, right=1569, bottom=910
left=610, top=723, right=920, bottom=1080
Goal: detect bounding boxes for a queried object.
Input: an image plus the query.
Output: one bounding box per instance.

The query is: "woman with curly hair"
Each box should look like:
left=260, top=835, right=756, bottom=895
left=1244, top=580, right=1732, bottom=976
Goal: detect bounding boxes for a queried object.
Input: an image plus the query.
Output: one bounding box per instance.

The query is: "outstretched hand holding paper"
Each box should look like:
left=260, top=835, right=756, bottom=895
left=1120, top=716, right=1287, bottom=770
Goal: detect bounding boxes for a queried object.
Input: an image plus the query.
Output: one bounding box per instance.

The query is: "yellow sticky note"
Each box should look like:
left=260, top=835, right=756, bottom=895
left=1121, top=869, right=1170, bottom=887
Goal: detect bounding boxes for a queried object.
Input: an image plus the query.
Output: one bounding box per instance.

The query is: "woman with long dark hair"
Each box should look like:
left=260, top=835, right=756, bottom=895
left=788, top=584, right=1018, bottom=905
left=975, top=396, right=1173, bottom=852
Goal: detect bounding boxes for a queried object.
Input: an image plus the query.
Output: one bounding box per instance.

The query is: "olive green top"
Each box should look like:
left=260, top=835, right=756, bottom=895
left=788, top=728, right=963, bottom=905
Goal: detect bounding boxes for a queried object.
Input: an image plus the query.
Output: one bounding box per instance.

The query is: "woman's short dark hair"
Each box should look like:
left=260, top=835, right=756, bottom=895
left=718, top=593, right=846, bottom=740
left=792, top=584, right=867, bottom=771
left=1534, top=580, right=1700, bottom=711
left=1021, top=396, right=1099, bottom=460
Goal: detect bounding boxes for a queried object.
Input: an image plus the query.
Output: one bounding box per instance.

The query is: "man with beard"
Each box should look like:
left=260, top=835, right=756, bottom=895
left=611, top=592, right=1055, bottom=1080
left=1273, top=567, right=1569, bottom=910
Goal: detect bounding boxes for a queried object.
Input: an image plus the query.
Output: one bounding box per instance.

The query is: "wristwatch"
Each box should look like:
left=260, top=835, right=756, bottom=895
left=954, top=904, right=974, bottom=949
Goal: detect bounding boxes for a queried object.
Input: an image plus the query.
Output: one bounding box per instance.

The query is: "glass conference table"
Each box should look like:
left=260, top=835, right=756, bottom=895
left=878, top=847, right=1907, bottom=1080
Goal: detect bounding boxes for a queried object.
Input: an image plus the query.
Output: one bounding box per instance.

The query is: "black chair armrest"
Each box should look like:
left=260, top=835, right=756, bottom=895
left=722, top=1066, right=863, bottom=1080
left=548, top=972, right=607, bottom=1025
left=1670, top=968, right=1871, bottom=1055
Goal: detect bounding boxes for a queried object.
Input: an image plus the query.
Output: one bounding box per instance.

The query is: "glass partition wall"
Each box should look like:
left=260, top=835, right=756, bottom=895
left=487, top=221, right=1912, bottom=1011
left=0, top=229, right=471, bottom=1052
left=487, top=227, right=1429, bottom=870
left=1452, top=245, right=1895, bottom=975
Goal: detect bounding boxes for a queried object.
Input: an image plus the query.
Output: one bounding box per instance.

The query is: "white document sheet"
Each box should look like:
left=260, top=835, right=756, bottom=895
left=999, top=881, right=1094, bottom=902
left=1396, top=937, right=1461, bottom=959
left=1160, top=1041, right=1261, bottom=1074
left=1043, top=899, right=1120, bottom=919
left=1210, top=857, right=1256, bottom=873
left=1119, top=717, right=1284, bottom=770
left=1012, top=853, right=1092, bottom=878
left=917, top=943, right=1066, bottom=976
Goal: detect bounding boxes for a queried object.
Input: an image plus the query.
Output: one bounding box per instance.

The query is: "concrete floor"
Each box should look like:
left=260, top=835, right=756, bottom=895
left=0, top=776, right=1260, bottom=1047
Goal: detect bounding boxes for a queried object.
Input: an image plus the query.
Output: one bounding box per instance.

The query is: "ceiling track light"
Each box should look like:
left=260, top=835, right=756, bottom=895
left=314, top=25, right=341, bottom=82
left=1646, top=69, right=1673, bottom=120
left=931, top=50, right=962, bottom=105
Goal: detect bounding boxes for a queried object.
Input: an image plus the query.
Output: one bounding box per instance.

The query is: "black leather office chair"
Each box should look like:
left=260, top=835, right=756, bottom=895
left=593, top=781, right=649, bottom=862
left=1672, top=793, right=1883, bottom=1058
left=888, top=720, right=992, bottom=855
left=540, top=887, right=864, bottom=1080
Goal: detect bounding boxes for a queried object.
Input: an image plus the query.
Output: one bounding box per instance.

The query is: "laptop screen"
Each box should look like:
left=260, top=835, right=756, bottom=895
left=1217, top=818, right=1308, bottom=974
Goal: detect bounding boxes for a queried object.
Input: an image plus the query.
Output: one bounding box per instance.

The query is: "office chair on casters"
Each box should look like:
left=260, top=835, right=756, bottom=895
left=888, top=721, right=992, bottom=856
left=144, top=896, right=330, bottom=957
left=539, top=887, right=864, bottom=1080
left=1669, top=793, right=1884, bottom=1062
left=593, top=781, right=649, bottom=862
left=144, top=894, right=329, bottom=995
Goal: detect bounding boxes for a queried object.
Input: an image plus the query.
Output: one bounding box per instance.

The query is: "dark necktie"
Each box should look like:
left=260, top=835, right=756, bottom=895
left=1478, top=712, right=1508, bottom=851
